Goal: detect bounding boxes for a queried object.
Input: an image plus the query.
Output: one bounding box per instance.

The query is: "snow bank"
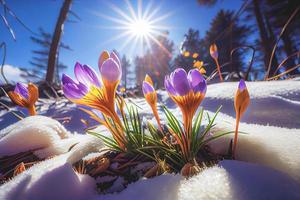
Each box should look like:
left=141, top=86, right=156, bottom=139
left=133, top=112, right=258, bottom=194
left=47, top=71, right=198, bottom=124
left=0, top=116, right=70, bottom=157
left=209, top=112, right=300, bottom=182
left=178, top=160, right=300, bottom=200
left=206, top=79, right=300, bottom=99
left=0, top=154, right=96, bottom=200
left=0, top=126, right=104, bottom=200
left=99, top=174, right=182, bottom=200
left=98, top=160, right=300, bottom=200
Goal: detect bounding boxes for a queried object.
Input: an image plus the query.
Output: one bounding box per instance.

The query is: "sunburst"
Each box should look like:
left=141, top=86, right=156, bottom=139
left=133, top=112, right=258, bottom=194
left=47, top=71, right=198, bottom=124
left=92, top=0, right=173, bottom=56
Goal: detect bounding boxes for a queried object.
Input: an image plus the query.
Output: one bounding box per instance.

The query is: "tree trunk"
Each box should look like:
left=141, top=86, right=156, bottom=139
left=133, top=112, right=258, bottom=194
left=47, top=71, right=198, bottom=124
left=46, top=0, right=72, bottom=84
left=252, top=0, right=272, bottom=72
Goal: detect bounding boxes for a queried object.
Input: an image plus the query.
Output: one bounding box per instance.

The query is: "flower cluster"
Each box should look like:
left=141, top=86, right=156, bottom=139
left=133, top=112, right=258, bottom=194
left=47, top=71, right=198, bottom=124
left=60, top=49, right=250, bottom=174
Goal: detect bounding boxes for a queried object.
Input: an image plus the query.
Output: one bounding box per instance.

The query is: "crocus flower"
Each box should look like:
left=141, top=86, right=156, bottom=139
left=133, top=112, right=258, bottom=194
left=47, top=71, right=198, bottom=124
left=233, top=79, right=250, bottom=158
left=142, top=74, right=161, bottom=130
left=8, top=83, right=39, bottom=116
left=164, top=68, right=207, bottom=153
left=62, top=51, right=126, bottom=150
left=209, top=43, right=223, bottom=81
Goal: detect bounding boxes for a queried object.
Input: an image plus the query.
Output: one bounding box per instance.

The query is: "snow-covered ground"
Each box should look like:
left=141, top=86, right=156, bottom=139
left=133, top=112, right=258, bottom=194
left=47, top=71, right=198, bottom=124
left=0, top=79, right=300, bottom=200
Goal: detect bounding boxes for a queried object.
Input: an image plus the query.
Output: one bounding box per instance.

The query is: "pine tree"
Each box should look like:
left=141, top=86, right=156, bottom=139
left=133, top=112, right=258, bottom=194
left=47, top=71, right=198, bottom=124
left=29, top=28, right=71, bottom=83
left=204, top=10, right=251, bottom=75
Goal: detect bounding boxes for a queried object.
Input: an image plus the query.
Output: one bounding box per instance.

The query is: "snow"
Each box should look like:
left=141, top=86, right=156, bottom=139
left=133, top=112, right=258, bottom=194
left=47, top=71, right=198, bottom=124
left=178, top=160, right=300, bottom=200
left=99, top=161, right=300, bottom=200
left=209, top=112, right=300, bottom=181
left=0, top=116, right=70, bottom=157
left=0, top=154, right=96, bottom=200
left=206, top=79, right=300, bottom=99
left=0, top=127, right=104, bottom=200
left=99, top=174, right=182, bottom=200
left=0, top=79, right=300, bottom=199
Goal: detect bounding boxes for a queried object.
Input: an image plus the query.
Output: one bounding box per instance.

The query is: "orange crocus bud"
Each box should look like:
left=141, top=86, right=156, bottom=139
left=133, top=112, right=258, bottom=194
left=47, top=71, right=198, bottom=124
left=142, top=75, right=162, bottom=130
left=210, top=43, right=223, bottom=81
left=145, top=74, right=154, bottom=86
left=8, top=82, right=39, bottom=116
left=233, top=80, right=250, bottom=158
left=210, top=43, right=218, bottom=60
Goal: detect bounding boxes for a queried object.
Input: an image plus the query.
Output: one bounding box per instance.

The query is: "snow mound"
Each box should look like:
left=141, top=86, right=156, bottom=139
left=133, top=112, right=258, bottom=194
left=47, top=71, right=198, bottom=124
left=209, top=112, right=300, bottom=182
left=0, top=116, right=70, bottom=157
left=0, top=154, right=96, bottom=200
left=0, top=131, right=104, bottom=200
left=178, top=160, right=300, bottom=200
left=99, top=160, right=300, bottom=200
left=99, top=174, right=182, bottom=200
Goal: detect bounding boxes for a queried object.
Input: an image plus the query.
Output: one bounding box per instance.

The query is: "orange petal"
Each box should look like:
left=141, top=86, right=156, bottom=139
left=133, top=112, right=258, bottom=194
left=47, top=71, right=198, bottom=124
left=234, top=89, right=250, bottom=117
left=27, top=83, right=39, bottom=105
left=98, top=50, right=110, bottom=69
left=145, top=74, right=154, bottom=86
left=8, top=91, right=27, bottom=107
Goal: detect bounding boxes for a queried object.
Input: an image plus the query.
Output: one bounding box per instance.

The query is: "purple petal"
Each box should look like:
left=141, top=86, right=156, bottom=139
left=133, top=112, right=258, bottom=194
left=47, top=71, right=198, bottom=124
left=142, top=81, right=154, bottom=95
left=74, top=62, right=101, bottom=87
left=164, top=76, right=176, bottom=95
left=110, top=51, right=121, bottom=69
left=171, top=68, right=191, bottom=96
left=100, top=58, right=122, bottom=82
left=14, top=83, right=29, bottom=99
left=62, top=74, right=88, bottom=99
left=188, top=69, right=207, bottom=94
left=62, top=74, right=75, bottom=85
left=238, top=79, right=246, bottom=91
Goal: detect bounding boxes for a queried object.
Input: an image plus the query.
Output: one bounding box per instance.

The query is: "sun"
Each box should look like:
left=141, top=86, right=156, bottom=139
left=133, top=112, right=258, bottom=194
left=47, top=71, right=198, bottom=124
left=92, top=0, right=173, bottom=55
left=128, top=19, right=151, bottom=37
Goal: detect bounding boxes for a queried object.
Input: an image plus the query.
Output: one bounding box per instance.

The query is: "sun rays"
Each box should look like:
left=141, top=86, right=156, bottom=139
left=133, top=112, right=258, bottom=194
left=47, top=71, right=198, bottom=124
left=91, top=0, right=173, bottom=55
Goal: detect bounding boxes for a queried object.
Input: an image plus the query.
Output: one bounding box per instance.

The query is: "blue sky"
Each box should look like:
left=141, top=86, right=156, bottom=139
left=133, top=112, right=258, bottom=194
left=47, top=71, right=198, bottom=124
left=1, top=0, right=243, bottom=79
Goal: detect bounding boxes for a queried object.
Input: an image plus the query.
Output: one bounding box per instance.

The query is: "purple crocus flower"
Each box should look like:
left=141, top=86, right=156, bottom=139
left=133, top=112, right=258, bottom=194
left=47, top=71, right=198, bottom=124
left=14, top=83, right=29, bottom=99
left=62, top=74, right=88, bottom=99
left=74, top=62, right=101, bottom=87
left=142, top=81, right=155, bottom=95
left=238, top=79, right=246, bottom=91
left=100, top=58, right=122, bottom=82
left=164, top=68, right=206, bottom=96
left=62, top=62, right=100, bottom=99
left=99, top=51, right=122, bottom=83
